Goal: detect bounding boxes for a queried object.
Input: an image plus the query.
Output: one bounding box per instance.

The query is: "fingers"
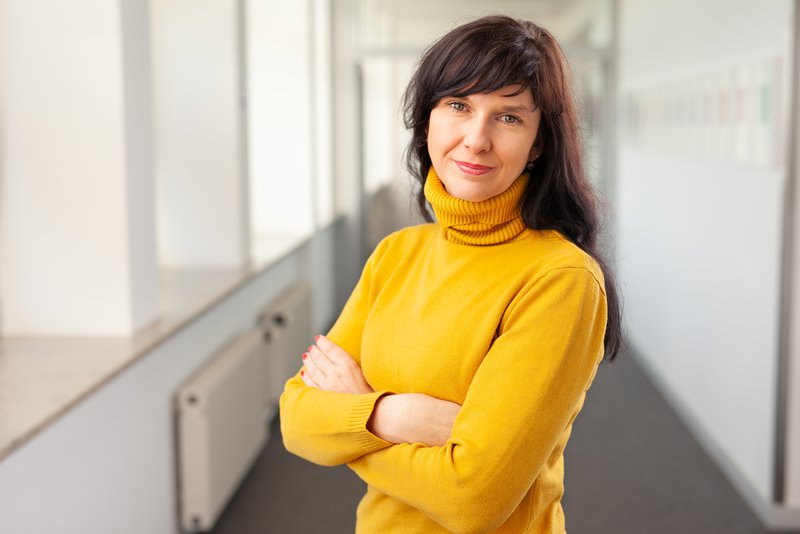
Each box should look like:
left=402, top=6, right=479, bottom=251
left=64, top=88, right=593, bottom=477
left=299, top=335, right=374, bottom=394
left=304, top=345, right=336, bottom=387
left=315, top=335, right=357, bottom=367
left=307, top=344, right=336, bottom=370
left=299, top=366, right=319, bottom=388
left=301, top=346, right=330, bottom=389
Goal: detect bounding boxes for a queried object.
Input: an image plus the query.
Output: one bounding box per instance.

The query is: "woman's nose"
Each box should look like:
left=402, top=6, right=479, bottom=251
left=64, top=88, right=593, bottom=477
left=462, top=118, right=491, bottom=153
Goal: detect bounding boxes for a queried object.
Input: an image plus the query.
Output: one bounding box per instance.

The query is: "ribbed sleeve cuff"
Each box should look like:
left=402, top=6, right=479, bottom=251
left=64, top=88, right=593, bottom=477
left=347, top=390, right=394, bottom=453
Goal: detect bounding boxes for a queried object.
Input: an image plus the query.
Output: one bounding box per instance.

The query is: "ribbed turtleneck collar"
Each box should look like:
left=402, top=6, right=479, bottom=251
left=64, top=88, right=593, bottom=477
left=423, top=167, right=529, bottom=246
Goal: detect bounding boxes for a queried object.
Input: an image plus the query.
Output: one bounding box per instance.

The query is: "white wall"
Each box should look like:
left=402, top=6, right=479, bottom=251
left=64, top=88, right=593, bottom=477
left=617, top=0, right=794, bottom=518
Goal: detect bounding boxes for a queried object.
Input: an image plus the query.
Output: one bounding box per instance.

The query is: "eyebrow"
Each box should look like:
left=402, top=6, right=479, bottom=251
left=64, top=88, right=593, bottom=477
left=449, top=94, right=538, bottom=114
left=496, top=105, right=536, bottom=114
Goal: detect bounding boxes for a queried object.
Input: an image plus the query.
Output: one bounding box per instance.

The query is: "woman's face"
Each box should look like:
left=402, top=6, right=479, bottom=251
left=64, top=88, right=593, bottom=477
left=427, top=85, right=541, bottom=202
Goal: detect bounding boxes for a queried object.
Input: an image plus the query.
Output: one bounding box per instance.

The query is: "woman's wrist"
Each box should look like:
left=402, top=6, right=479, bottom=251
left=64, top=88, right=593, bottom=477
left=367, top=394, right=402, bottom=443
left=366, top=393, right=460, bottom=446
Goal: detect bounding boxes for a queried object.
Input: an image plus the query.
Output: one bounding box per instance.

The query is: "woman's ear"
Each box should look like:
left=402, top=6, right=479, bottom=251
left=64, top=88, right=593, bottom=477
left=529, top=138, right=544, bottom=160
left=529, top=126, right=544, bottom=159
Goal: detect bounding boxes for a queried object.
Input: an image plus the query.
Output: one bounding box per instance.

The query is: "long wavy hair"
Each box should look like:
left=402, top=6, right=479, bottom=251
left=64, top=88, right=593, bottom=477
left=403, top=15, right=623, bottom=361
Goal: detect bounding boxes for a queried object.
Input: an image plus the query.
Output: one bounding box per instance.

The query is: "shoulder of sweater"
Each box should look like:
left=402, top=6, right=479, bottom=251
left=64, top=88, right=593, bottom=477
left=364, top=224, right=437, bottom=267
left=517, top=228, right=605, bottom=288
left=374, top=223, right=438, bottom=250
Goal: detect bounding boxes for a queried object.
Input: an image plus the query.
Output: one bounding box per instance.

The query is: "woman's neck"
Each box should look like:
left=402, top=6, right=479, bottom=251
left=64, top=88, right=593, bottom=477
left=423, top=167, right=529, bottom=246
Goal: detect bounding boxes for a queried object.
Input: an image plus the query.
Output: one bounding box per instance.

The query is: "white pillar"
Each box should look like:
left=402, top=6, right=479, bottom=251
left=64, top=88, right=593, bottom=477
left=0, top=0, right=158, bottom=336
left=313, top=0, right=336, bottom=228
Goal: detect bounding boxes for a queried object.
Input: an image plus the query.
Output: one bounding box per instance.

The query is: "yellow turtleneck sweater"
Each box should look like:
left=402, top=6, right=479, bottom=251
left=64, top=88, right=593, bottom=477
left=280, top=168, right=608, bottom=533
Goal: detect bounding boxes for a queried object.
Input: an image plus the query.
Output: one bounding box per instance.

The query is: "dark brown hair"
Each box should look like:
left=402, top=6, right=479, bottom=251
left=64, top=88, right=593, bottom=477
left=403, top=15, right=623, bottom=362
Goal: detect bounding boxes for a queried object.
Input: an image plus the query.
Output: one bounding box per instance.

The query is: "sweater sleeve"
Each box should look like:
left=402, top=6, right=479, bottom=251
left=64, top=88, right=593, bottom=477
left=347, top=267, right=608, bottom=533
left=279, top=236, right=395, bottom=466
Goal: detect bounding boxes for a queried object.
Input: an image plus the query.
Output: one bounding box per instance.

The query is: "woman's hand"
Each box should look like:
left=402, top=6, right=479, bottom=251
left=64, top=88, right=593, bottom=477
left=369, top=393, right=461, bottom=447
left=300, top=335, right=374, bottom=395
left=300, top=335, right=461, bottom=447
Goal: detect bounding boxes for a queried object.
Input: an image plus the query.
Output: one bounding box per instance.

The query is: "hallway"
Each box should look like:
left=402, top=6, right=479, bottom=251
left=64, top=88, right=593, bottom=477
left=210, top=351, right=799, bottom=534
left=2, top=1, right=799, bottom=531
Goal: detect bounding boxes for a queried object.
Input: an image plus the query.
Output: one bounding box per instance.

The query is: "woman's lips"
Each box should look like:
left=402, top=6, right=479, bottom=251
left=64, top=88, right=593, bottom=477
left=454, top=160, right=494, bottom=175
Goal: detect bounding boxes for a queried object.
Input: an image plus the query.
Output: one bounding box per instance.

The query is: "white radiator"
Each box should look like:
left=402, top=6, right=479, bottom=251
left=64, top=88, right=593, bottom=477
left=174, top=282, right=312, bottom=532
left=258, top=282, right=312, bottom=406
left=176, top=329, right=268, bottom=532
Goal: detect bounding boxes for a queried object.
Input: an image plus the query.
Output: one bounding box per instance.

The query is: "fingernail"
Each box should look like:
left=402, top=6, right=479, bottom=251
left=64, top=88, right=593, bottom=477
left=302, top=353, right=307, bottom=360
left=300, top=370, right=304, bottom=376
left=315, top=335, right=321, bottom=341
left=308, top=345, right=313, bottom=352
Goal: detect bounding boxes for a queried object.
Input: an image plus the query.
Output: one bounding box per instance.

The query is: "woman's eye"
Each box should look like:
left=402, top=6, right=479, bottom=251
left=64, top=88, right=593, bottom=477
left=448, top=101, right=467, bottom=112
left=500, top=114, right=521, bottom=125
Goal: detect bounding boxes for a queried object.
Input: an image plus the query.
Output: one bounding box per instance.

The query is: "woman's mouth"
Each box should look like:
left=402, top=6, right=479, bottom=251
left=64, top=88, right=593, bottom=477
left=454, top=160, right=494, bottom=175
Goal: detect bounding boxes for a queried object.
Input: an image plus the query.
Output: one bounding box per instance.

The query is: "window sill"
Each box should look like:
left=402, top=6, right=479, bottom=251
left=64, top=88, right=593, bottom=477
left=0, top=232, right=313, bottom=462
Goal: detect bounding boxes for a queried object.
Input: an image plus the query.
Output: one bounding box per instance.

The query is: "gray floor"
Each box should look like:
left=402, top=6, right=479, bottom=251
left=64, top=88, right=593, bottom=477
left=210, top=351, right=800, bottom=533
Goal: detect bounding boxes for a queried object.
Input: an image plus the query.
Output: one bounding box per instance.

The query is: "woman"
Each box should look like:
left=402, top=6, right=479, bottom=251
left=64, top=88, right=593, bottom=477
left=280, top=14, right=622, bottom=533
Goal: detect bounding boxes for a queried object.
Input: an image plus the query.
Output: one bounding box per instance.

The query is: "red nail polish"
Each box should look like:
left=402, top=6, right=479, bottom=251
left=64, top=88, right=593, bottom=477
left=302, top=353, right=307, bottom=360
left=300, top=370, right=304, bottom=376
left=308, top=345, right=313, bottom=352
left=315, top=335, right=321, bottom=341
